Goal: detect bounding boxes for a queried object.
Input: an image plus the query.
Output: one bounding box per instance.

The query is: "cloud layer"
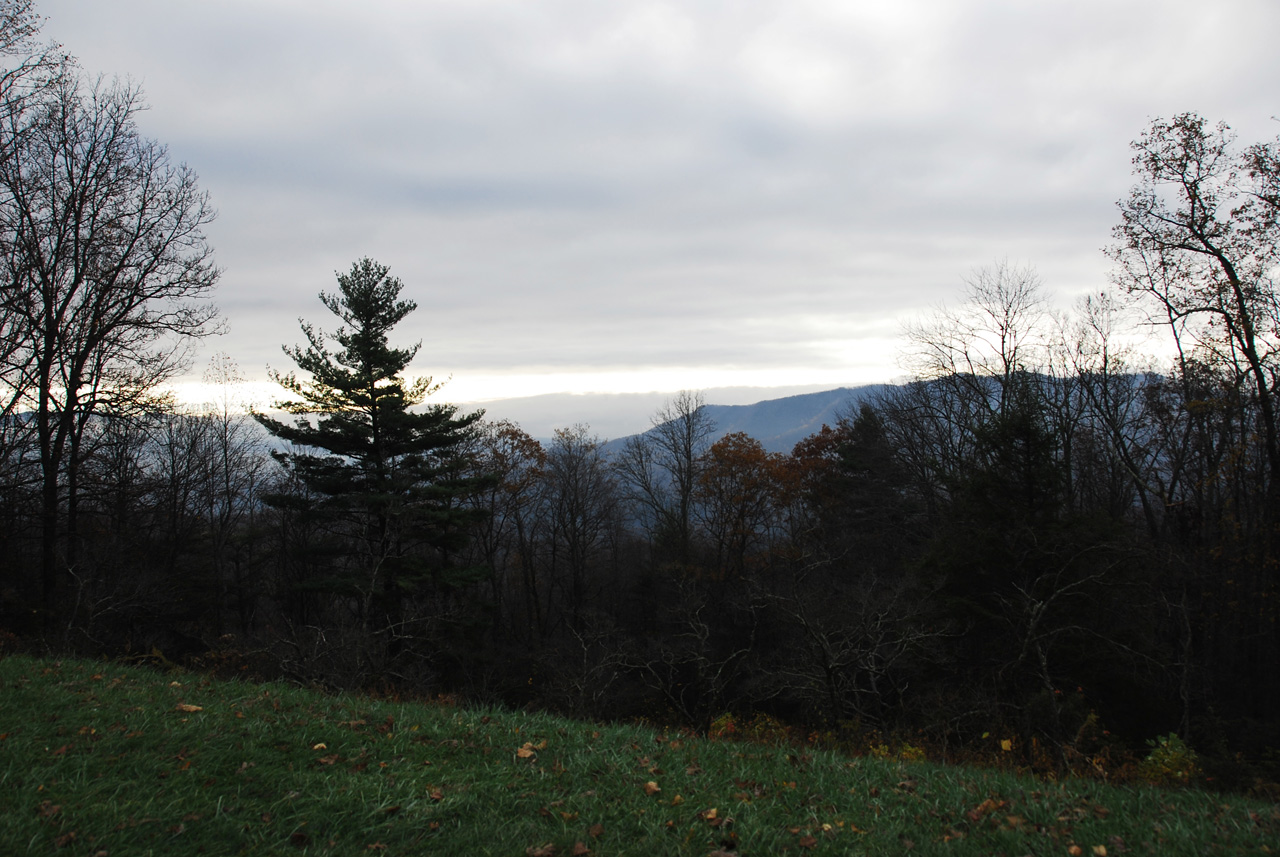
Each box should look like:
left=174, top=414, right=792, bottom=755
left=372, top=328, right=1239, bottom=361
left=38, top=0, right=1280, bottom=401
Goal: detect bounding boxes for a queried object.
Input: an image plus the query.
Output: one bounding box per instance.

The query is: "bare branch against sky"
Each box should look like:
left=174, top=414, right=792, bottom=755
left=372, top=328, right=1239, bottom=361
left=36, top=0, right=1280, bottom=405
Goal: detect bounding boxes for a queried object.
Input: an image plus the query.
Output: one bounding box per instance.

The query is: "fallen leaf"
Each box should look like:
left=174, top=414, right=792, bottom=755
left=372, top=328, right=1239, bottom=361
left=312, top=743, right=327, bottom=750
left=967, top=798, right=1005, bottom=821
left=317, top=754, right=340, bottom=765
left=175, top=704, right=203, bottom=713
left=53, top=831, right=76, bottom=848
left=526, top=844, right=556, bottom=857
left=517, top=743, right=537, bottom=759
left=798, top=834, right=818, bottom=848
left=1068, top=846, right=1084, bottom=856
left=588, top=823, right=604, bottom=839
left=37, top=801, right=61, bottom=818
left=644, top=781, right=661, bottom=796
left=1093, top=847, right=1108, bottom=857
left=572, top=843, right=591, bottom=856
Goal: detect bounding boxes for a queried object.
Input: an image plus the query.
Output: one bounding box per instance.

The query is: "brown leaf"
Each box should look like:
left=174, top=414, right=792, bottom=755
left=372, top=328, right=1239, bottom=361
left=175, top=703, right=203, bottom=713
left=317, top=754, right=340, bottom=765
left=526, top=844, right=556, bottom=857
left=572, top=842, right=591, bottom=856
left=53, top=831, right=76, bottom=848
left=517, top=743, right=537, bottom=759
left=798, top=834, right=818, bottom=848
left=966, top=798, right=1005, bottom=821
left=588, top=823, right=605, bottom=839
left=1068, top=846, right=1085, bottom=856
left=643, top=781, right=660, bottom=796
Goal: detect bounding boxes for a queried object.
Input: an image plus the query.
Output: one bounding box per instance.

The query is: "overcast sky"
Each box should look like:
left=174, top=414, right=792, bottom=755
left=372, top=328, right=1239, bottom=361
left=36, top=0, right=1280, bottom=407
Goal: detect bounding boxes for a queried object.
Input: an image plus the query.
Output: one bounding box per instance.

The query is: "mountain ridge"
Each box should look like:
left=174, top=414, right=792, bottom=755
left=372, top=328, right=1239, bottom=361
left=472, top=384, right=889, bottom=453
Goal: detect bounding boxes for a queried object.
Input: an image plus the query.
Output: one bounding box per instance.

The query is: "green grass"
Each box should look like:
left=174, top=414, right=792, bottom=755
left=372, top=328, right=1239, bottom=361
left=0, top=655, right=1276, bottom=856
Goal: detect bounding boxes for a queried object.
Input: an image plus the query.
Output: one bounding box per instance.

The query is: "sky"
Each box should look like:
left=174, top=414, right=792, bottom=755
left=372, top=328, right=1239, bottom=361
left=35, top=0, right=1280, bottom=412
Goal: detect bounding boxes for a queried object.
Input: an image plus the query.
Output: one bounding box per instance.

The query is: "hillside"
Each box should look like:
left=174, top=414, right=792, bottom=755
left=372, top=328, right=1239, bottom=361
left=697, top=385, right=889, bottom=452
left=4, top=654, right=1277, bottom=856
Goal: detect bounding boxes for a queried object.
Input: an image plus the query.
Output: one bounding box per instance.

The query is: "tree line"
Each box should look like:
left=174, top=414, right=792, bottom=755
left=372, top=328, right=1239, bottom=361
left=1, top=1, right=1278, bottom=783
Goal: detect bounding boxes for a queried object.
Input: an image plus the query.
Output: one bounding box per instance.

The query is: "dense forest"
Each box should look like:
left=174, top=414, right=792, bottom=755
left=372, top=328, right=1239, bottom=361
left=2, top=1, right=1279, bottom=787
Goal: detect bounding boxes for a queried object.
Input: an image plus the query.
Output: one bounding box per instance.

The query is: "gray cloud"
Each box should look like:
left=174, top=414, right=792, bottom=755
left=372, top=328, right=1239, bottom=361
left=36, top=0, right=1280, bottom=399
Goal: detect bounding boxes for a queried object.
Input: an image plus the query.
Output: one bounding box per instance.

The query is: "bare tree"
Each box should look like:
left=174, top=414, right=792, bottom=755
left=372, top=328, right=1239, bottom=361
left=903, top=260, right=1049, bottom=413
left=0, top=73, right=220, bottom=628
left=1109, top=113, right=1280, bottom=516
left=544, top=425, right=619, bottom=632
left=614, top=390, right=715, bottom=567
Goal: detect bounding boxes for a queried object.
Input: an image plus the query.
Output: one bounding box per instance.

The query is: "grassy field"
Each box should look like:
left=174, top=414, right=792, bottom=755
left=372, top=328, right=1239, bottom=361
left=0, top=654, right=1276, bottom=856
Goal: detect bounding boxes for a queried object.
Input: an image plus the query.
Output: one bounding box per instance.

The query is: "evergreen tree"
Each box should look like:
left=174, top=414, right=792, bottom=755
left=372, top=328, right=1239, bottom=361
left=256, top=259, right=489, bottom=635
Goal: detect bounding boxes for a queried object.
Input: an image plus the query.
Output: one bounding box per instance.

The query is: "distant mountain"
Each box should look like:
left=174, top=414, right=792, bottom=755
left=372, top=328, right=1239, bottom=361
left=598, top=384, right=891, bottom=455
left=463, top=383, right=871, bottom=442
left=697, top=385, right=889, bottom=452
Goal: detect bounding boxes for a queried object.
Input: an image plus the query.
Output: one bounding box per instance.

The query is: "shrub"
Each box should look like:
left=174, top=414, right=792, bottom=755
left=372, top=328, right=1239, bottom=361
left=1140, top=733, right=1199, bottom=786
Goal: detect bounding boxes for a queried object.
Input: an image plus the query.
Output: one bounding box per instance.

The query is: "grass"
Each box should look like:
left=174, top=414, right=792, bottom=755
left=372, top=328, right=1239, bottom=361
left=0, top=655, right=1276, bottom=856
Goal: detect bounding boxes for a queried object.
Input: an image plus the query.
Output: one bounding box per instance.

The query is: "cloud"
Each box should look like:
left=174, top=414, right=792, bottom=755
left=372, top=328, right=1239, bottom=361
left=35, top=0, right=1280, bottom=398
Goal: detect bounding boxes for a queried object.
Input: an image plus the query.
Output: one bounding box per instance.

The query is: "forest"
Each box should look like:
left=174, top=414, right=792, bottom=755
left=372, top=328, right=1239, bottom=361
left=2, top=0, right=1280, bottom=789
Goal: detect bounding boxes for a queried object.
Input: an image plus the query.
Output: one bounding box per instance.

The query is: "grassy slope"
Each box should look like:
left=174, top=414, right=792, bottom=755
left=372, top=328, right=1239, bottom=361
left=0, top=655, right=1276, bottom=856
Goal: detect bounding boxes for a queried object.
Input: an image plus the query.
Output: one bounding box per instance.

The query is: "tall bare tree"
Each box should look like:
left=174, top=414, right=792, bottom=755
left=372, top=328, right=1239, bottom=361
left=1109, top=113, right=1280, bottom=517
left=614, top=390, right=715, bottom=567
left=0, top=71, right=220, bottom=628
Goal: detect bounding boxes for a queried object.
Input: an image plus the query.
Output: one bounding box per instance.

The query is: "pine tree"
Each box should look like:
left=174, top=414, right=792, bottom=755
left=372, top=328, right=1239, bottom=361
left=256, top=259, right=488, bottom=631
